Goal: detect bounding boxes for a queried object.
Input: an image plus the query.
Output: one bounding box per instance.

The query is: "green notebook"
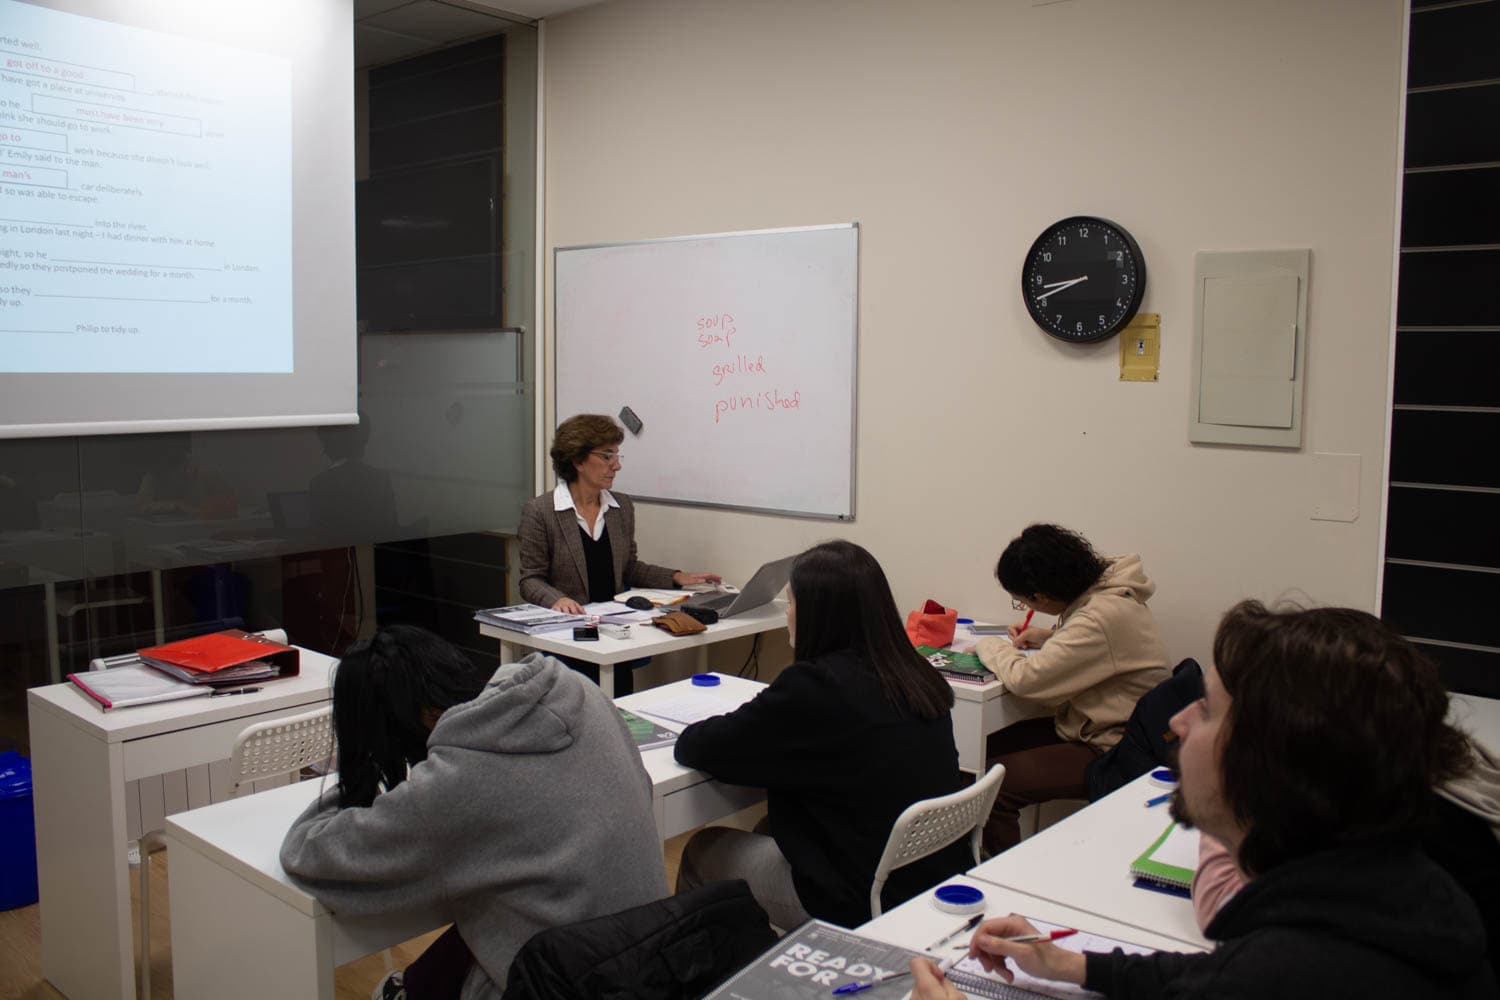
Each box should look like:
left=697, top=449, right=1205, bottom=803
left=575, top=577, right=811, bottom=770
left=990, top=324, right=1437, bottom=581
left=916, top=644, right=991, bottom=682
left=618, top=707, right=678, bottom=751
left=1129, top=822, right=1198, bottom=890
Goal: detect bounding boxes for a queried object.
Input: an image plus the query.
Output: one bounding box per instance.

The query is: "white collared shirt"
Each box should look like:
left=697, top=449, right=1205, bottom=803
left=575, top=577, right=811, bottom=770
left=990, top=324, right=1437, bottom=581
left=553, top=482, right=619, bottom=541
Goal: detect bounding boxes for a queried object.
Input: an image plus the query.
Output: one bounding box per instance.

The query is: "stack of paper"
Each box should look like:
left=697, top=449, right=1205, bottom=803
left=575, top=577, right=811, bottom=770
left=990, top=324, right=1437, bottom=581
left=473, top=603, right=587, bottom=635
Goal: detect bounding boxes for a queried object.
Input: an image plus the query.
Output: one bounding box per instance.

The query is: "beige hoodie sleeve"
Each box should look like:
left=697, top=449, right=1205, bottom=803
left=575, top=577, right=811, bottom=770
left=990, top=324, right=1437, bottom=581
left=975, top=607, right=1119, bottom=705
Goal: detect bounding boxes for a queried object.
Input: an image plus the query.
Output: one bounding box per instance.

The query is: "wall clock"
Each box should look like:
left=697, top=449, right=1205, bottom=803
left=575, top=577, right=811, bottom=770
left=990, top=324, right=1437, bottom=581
left=1021, top=216, right=1146, bottom=343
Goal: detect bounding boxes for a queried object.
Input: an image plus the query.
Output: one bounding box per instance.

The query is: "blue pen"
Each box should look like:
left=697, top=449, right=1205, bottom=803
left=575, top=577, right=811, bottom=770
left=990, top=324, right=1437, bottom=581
left=1145, top=790, right=1173, bottom=807
left=831, top=947, right=965, bottom=994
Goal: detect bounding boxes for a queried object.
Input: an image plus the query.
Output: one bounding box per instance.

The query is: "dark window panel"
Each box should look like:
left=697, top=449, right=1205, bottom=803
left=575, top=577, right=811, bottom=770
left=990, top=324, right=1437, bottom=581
left=1405, top=83, right=1500, bottom=168
left=358, top=158, right=498, bottom=264
left=1400, top=166, right=1500, bottom=247
left=370, top=106, right=503, bottom=171
left=1393, top=330, right=1500, bottom=406
left=374, top=546, right=505, bottom=607
left=1412, top=640, right=1500, bottom=699
left=1386, top=487, right=1500, bottom=568
left=1389, top=410, right=1500, bottom=488
left=379, top=532, right=509, bottom=565
left=370, top=34, right=504, bottom=88
left=1409, top=1, right=1500, bottom=89
left=1382, top=561, right=1500, bottom=648
left=1397, top=249, right=1500, bottom=326
left=369, top=44, right=504, bottom=130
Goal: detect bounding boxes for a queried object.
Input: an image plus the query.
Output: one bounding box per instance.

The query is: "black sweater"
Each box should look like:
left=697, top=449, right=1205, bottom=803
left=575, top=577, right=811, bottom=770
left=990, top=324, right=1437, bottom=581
left=1084, top=844, right=1497, bottom=999
left=674, top=649, right=971, bottom=927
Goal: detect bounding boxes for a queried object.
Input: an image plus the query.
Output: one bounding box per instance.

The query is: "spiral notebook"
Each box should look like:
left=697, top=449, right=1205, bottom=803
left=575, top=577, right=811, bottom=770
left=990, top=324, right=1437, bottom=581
left=1128, top=822, right=1199, bottom=892
left=941, top=919, right=1154, bottom=1000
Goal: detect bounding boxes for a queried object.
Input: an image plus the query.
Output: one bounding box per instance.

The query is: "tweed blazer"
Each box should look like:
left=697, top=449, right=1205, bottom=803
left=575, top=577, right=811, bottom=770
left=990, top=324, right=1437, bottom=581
left=517, top=490, right=678, bottom=607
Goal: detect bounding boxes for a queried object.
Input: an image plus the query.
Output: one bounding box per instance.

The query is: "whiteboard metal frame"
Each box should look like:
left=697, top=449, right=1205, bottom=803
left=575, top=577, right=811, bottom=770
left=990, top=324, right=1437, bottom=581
left=551, top=222, right=859, bottom=521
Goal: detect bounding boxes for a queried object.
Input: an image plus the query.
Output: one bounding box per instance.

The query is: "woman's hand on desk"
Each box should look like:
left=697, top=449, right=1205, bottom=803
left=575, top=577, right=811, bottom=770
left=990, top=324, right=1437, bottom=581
left=910, top=957, right=965, bottom=999
left=1007, top=626, right=1053, bottom=649
left=672, top=571, right=723, bottom=587
left=969, top=916, right=1087, bottom=986
left=551, top=597, right=585, bottom=615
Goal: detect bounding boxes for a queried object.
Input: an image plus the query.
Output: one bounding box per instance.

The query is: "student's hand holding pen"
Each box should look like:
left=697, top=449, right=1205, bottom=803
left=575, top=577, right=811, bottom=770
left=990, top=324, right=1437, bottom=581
left=968, top=916, right=1087, bottom=986
left=1007, top=626, right=1053, bottom=649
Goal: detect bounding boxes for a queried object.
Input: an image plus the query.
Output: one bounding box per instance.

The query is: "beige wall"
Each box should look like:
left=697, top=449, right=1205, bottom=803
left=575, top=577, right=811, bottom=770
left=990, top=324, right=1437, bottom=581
left=542, top=0, right=1404, bottom=665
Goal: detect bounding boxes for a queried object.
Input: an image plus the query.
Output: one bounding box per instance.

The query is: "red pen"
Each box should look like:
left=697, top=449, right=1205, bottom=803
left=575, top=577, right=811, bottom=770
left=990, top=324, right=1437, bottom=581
left=1020, top=608, right=1035, bottom=632
left=1002, top=929, right=1077, bottom=943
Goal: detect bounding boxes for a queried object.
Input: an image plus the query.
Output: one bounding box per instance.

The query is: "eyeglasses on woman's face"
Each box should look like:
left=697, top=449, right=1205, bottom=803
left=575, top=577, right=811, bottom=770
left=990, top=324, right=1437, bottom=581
left=590, top=450, right=622, bottom=464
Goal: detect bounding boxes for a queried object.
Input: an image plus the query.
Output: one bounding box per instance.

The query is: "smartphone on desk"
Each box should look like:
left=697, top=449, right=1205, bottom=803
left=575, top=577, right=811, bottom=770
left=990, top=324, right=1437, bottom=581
left=573, top=625, right=599, bottom=641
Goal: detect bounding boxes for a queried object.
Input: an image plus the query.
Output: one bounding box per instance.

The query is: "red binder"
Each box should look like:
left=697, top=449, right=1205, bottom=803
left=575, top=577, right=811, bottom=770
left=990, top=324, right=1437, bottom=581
left=137, top=629, right=300, bottom=678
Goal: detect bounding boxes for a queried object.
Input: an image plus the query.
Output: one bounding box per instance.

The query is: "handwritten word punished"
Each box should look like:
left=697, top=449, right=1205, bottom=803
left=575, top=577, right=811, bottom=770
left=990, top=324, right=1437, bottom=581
left=696, top=313, right=736, bottom=349
left=711, top=353, right=767, bottom=385
left=714, top=388, right=801, bottom=424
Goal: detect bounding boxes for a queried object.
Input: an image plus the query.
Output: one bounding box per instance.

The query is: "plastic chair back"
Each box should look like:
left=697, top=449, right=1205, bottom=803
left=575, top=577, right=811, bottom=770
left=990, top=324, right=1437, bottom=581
left=869, top=763, right=1006, bottom=917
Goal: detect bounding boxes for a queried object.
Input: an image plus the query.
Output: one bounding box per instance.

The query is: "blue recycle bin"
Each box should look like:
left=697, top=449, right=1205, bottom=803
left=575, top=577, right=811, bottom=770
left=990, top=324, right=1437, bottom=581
left=0, top=751, right=38, bottom=910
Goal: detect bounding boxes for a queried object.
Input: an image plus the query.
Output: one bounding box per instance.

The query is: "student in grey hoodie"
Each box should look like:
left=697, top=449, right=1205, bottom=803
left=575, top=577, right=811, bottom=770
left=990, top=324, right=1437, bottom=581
left=280, top=626, right=667, bottom=1000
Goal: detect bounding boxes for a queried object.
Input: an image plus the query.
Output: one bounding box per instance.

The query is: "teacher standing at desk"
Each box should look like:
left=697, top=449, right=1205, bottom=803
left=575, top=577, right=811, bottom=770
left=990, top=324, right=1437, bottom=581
left=519, top=413, right=719, bottom=693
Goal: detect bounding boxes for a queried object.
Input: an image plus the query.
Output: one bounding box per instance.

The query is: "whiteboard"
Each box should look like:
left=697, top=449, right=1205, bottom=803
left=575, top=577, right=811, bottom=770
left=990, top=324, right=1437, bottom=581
left=555, top=224, right=858, bottom=519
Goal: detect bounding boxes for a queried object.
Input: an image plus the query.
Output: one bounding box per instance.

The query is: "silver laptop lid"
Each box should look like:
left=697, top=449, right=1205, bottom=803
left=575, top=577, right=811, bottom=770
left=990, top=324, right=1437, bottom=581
left=694, top=553, right=797, bottom=617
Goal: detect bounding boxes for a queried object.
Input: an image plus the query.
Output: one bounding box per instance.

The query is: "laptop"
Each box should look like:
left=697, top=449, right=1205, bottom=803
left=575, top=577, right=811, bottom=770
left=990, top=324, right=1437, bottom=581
left=684, top=554, right=797, bottom=618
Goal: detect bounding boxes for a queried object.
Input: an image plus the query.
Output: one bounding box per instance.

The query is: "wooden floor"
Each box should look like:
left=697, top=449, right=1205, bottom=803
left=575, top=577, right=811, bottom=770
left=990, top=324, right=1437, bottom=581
left=0, top=830, right=695, bottom=999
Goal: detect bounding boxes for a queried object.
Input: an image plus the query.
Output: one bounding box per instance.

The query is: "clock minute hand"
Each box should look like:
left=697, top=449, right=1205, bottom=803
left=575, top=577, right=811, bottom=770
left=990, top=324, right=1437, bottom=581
left=1036, top=275, right=1089, bottom=302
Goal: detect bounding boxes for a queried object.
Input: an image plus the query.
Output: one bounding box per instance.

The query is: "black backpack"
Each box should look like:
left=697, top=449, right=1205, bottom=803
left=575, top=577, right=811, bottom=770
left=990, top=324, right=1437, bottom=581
left=1084, top=658, right=1203, bottom=801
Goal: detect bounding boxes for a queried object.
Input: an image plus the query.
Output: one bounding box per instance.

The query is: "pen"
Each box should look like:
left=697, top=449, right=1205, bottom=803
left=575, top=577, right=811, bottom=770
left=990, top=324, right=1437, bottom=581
left=1145, top=791, right=1173, bottom=807
left=928, top=912, right=983, bottom=952
left=1020, top=607, right=1035, bottom=632
left=830, top=947, right=968, bottom=995
left=211, top=686, right=262, bottom=697
left=1000, top=929, right=1077, bottom=943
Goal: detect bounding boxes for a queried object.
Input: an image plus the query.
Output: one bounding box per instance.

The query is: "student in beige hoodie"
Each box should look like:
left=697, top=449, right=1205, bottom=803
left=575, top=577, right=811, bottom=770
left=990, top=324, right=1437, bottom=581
left=976, top=524, right=1168, bottom=853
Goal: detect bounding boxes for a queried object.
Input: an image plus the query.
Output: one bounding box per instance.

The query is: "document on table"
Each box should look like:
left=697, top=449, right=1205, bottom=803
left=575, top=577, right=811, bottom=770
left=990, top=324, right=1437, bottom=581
left=634, top=692, right=739, bottom=726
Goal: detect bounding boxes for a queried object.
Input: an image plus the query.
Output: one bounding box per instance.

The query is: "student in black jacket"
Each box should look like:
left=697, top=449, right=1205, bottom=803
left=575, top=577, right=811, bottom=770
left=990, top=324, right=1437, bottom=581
left=674, top=540, right=971, bottom=929
left=911, top=602, right=1497, bottom=1000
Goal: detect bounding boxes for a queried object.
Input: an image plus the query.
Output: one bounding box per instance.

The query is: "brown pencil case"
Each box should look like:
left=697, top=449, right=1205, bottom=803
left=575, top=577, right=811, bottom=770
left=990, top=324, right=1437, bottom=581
left=651, top=610, right=707, bottom=636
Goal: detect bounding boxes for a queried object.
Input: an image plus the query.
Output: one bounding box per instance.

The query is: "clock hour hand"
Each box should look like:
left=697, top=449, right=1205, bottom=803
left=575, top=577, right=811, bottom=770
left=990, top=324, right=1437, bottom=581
left=1035, top=275, right=1089, bottom=302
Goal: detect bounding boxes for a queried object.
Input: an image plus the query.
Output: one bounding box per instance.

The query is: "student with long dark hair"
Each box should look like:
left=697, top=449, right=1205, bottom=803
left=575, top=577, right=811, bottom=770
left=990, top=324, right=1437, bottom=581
left=280, top=626, right=666, bottom=1000
left=674, top=540, right=970, bottom=928
left=976, top=524, right=1168, bottom=853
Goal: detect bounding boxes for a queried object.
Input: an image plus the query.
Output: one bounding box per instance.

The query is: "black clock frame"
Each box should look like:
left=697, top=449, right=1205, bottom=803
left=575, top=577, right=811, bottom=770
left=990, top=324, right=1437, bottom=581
left=1021, top=216, right=1146, bottom=344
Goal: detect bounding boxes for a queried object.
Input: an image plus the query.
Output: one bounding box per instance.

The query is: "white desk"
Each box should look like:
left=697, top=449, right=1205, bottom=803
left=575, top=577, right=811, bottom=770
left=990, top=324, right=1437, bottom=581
left=859, top=874, right=1204, bottom=957
left=161, top=673, right=767, bottom=1000
left=618, top=672, right=768, bottom=838
left=968, top=774, right=1210, bottom=951
left=26, top=649, right=336, bottom=1000
left=478, top=599, right=788, bottom=697
left=942, top=625, right=1050, bottom=774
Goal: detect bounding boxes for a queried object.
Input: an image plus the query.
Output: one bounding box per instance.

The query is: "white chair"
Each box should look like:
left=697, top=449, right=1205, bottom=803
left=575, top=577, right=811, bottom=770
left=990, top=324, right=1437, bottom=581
left=138, top=706, right=334, bottom=998
left=869, top=764, right=1006, bottom=918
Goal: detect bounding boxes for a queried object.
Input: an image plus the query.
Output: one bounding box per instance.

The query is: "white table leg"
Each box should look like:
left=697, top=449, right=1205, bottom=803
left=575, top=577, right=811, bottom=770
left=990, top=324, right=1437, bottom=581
left=167, top=836, right=335, bottom=1000
left=950, top=698, right=985, bottom=774
left=599, top=663, right=615, bottom=698
left=30, top=706, right=135, bottom=999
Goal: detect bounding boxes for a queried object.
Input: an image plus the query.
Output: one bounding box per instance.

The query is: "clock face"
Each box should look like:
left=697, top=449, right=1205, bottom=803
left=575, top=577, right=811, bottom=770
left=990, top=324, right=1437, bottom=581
left=1021, top=216, right=1146, bottom=343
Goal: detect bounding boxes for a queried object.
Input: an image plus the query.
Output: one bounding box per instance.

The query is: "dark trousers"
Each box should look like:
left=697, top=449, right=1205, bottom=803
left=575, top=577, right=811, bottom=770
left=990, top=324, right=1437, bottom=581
left=403, top=924, right=473, bottom=999
left=983, top=717, right=1101, bottom=855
